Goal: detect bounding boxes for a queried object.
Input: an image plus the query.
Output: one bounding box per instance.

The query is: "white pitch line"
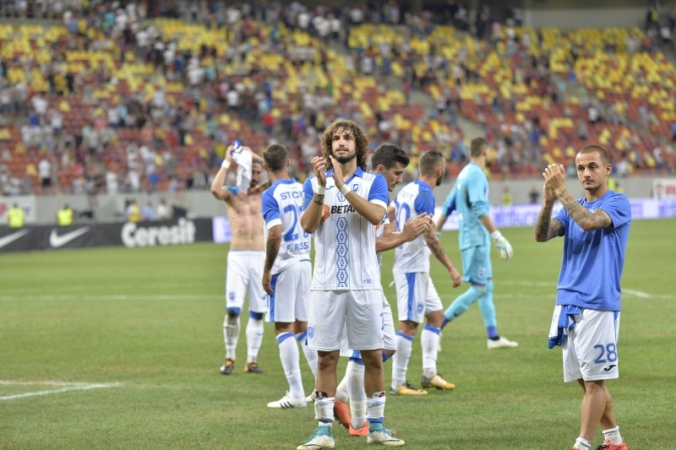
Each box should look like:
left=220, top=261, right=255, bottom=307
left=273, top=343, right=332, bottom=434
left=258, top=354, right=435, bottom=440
left=0, top=380, right=97, bottom=386
left=0, top=294, right=217, bottom=301
left=623, top=289, right=651, bottom=298
left=436, top=281, right=666, bottom=299
left=439, top=293, right=549, bottom=300
left=0, top=382, right=121, bottom=401
left=499, top=281, right=557, bottom=287
left=2, top=282, right=209, bottom=295
left=431, top=280, right=557, bottom=289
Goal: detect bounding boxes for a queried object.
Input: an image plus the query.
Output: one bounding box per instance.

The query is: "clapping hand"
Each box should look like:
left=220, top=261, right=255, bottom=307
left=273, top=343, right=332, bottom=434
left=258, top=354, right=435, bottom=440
left=311, top=156, right=327, bottom=187
left=402, top=214, right=430, bottom=241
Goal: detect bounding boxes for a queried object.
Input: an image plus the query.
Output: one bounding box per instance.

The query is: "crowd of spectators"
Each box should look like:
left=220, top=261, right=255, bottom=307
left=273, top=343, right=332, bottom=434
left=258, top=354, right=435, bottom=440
left=0, top=1, right=675, bottom=197
left=344, top=6, right=676, bottom=178
left=0, top=0, right=472, bottom=196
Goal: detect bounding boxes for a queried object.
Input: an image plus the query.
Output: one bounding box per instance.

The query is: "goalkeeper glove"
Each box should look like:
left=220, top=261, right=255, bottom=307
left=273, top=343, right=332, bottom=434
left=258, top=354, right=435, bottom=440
left=491, top=230, right=513, bottom=260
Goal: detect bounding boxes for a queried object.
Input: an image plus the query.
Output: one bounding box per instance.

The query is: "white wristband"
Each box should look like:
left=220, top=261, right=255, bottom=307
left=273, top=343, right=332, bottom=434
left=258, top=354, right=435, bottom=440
left=339, top=184, right=350, bottom=196
left=315, top=186, right=325, bottom=195
left=221, top=159, right=231, bottom=169
left=490, top=230, right=503, bottom=240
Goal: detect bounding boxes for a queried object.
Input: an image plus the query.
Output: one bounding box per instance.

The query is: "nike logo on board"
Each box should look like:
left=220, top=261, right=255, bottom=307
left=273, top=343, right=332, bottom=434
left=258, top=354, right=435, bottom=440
left=49, top=227, right=90, bottom=247
left=0, top=230, right=30, bottom=249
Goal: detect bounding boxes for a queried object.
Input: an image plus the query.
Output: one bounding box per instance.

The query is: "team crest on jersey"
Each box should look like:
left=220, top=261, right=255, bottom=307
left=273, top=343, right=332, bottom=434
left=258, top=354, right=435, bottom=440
left=417, top=303, right=424, bottom=314
left=352, top=184, right=360, bottom=192
left=307, top=325, right=315, bottom=339
left=228, top=292, right=235, bottom=300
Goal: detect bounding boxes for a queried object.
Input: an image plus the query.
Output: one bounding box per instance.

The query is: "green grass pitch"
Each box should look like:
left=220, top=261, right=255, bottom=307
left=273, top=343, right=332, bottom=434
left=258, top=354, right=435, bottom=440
left=1, top=219, right=675, bottom=449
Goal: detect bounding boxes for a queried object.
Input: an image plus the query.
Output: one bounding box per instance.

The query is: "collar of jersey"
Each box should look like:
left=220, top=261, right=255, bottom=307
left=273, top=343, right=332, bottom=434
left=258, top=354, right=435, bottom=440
left=271, top=178, right=297, bottom=187
left=582, top=189, right=612, bottom=205
left=326, top=167, right=364, bottom=185
left=414, top=179, right=432, bottom=191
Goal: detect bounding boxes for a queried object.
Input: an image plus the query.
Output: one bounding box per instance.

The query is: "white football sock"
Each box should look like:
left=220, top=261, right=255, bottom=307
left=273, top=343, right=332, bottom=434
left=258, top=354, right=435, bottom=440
left=351, top=400, right=367, bottom=430
left=224, top=315, right=240, bottom=360
left=346, top=360, right=366, bottom=402
left=297, top=332, right=318, bottom=378
left=246, top=318, right=264, bottom=362
left=574, top=437, right=591, bottom=450
left=345, top=360, right=366, bottom=428
left=366, top=391, right=386, bottom=425
left=314, top=396, right=335, bottom=425
left=391, top=332, right=413, bottom=389
left=603, top=426, right=623, bottom=445
left=421, top=325, right=440, bottom=378
left=277, top=332, right=304, bottom=399
left=335, top=373, right=349, bottom=403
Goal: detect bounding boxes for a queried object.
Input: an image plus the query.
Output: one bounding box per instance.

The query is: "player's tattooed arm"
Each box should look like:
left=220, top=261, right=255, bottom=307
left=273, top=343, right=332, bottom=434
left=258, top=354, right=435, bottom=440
left=313, top=193, right=324, bottom=206
left=534, top=203, right=564, bottom=242
left=425, top=229, right=462, bottom=287
left=264, top=240, right=279, bottom=271
left=557, top=190, right=612, bottom=231
left=425, top=231, right=451, bottom=267
left=262, top=226, right=281, bottom=295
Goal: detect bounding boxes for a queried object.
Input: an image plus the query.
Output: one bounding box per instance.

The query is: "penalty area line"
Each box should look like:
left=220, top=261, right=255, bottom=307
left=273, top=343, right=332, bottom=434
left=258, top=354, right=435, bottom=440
left=0, top=382, right=122, bottom=401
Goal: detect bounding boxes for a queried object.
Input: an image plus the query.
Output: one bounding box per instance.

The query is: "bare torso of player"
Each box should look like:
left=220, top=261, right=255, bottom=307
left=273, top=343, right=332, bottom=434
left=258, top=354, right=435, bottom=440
left=224, top=191, right=264, bottom=251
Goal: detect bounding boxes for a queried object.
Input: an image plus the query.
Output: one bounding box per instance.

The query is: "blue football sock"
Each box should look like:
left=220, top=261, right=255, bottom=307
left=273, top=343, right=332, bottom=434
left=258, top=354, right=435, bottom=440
left=478, top=281, right=498, bottom=338
left=442, top=285, right=484, bottom=329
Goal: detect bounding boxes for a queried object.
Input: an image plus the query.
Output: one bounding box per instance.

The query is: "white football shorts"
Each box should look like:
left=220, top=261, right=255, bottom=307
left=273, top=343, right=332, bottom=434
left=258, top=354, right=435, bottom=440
left=563, top=309, right=621, bottom=383
left=394, top=272, right=443, bottom=323
left=225, top=250, right=267, bottom=315
left=307, top=289, right=384, bottom=352
left=266, top=260, right=311, bottom=323
left=340, top=291, right=396, bottom=358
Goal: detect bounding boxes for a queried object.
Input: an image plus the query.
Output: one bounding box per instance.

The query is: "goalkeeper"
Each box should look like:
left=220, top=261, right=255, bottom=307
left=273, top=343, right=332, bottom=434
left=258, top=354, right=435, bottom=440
left=435, top=137, right=518, bottom=349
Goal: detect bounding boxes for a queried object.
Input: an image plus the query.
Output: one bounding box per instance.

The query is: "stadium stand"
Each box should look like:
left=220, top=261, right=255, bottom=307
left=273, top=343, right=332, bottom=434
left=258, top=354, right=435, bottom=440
left=0, top=1, right=467, bottom=195
left=346, top=13, right=676, bottom=178
left=0, top=1, right=674, bottom=196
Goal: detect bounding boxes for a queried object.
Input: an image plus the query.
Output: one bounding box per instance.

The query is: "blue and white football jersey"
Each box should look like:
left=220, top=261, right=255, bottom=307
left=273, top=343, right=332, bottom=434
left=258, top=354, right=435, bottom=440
left=262, top=179, right=311, bottom=275
left=392, top=180, right=436, bottom=274
left=376, top=214, right=389, bottom=270
left=302, top=167, right=388, bottom=290
left=555, top=190, right=631, bottom=311
left=441, top=162, right=491, bottom=251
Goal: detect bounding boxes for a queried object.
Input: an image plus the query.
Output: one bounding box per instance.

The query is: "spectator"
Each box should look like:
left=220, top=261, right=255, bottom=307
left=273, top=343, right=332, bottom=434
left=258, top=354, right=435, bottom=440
left=529, top=186, right=539, bottom=204
left=38, top=157, right=51, bottom=190
left=142, top=201, right=155, bottom=221
left=56, top=204, right=74, bottom=226
left=157, top=199, right=171, bottom=220
left=502, top=187, right=513, bottom=206
left=126, top=199, right=141, bottom=222
left=106, top=169, right=119, bottom=194
left=7, top=203, right=25, bottom=227
left=615, top=157, right=629, bottom=177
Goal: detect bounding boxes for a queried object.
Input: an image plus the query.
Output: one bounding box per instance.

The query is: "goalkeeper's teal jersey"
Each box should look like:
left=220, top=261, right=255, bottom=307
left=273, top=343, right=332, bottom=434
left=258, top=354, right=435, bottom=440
left=442, top=162, right=491, bottom=251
